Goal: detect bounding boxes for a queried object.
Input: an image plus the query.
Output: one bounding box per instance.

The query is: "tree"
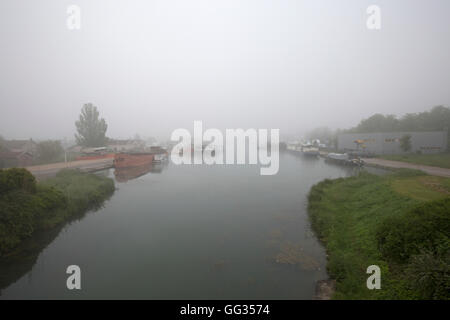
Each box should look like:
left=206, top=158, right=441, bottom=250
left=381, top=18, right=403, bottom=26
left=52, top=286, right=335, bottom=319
left=75, top=103, right=108, bottom=147
left=0, top=135, right=5, bottom=152
left=346, top=106, right=450, bottom=150
left=37, top=140, right=64, bottom=164
left=399, top=134, right=412, bottom=153
left=350, top=114, right=399, bottom=133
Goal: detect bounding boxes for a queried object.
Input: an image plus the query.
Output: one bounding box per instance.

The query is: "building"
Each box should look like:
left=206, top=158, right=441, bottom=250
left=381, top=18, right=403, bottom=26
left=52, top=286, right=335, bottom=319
left=106, top=139, right=145, bottom=152
left=0, top=139, right=37, bottom=168
left=1, top=139, right=37, bottom=155
left=0, top=151, right=33, bottom=168
left=337, top=131, right=448, bottom=155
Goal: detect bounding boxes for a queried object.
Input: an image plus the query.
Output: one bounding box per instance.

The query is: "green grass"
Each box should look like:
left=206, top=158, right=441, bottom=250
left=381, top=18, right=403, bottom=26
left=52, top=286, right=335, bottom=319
left=391, top=175, right=450, bottom=201
left=379, top=153, right=450, bottom=169
left=308, top=170, right=450, bottom=299
left=0, top=168, right=115, bottom=257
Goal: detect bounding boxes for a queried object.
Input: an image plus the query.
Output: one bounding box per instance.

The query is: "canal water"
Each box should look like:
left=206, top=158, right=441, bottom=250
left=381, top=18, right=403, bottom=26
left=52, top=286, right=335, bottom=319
left=0, top=153, right=360, bottom=299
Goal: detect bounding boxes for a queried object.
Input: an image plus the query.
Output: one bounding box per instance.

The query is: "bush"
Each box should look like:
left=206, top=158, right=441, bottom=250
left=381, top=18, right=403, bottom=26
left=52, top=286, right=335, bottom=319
left=0, top=168, right=114, bottom=256
left=377, top=198, right=450, bottom=299
left=0, top=168, right=37, bottom=194
left=376, top=198, right=450, bottom=263
left=405, top=250, right=450, bottom=300
left=0, top=186, right=67, bottom=255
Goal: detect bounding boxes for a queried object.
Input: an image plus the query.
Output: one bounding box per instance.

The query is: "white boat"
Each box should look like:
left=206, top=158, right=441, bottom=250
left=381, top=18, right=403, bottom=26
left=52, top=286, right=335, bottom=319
left=327, top=153, right=349, bottom=161
left=153, top=153, right=168, bottom=163
left=326, top=153, right=364, bottom=166
left=301, top=145, right=319, bottom=156
left=150, top=146, right=169, bottom=163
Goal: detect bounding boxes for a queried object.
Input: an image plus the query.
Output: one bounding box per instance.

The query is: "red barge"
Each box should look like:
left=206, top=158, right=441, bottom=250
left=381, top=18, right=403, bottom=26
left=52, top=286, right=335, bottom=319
left=113, top=147, right=168, bottom=169
left=113, top=153, right=154, bottom=168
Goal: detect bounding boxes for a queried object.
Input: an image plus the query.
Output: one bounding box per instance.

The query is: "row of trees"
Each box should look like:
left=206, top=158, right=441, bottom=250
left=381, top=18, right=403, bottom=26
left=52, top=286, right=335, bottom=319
left=307, top=106, right=450, bottom=151
left=347, top=106, right=450, bottom=134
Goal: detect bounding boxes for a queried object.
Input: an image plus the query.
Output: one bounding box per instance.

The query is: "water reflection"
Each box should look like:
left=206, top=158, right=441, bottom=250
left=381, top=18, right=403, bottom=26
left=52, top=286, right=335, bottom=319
left=114, top=163, right=167, bottom=182
left=0, top=154, right=366, bottom=299
left=0, top=198, right=111, bottom=295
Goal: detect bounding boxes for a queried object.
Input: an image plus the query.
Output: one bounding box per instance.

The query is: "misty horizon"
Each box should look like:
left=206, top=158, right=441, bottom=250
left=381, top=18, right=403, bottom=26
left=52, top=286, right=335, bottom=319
left=1, top=0, right=450, bottom=141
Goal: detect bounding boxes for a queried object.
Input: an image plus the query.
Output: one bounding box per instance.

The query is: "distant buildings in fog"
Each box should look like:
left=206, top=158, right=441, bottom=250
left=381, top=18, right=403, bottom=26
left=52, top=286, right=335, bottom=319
left=0, top=139, right=37, bottom=168
left=337, top=131, right=448, bottom=155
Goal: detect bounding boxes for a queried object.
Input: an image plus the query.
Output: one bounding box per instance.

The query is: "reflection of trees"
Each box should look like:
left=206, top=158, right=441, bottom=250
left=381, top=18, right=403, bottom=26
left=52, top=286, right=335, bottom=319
left=0, top=200, right=110, bottom=295
left=0, top=225, right=62, bottom=294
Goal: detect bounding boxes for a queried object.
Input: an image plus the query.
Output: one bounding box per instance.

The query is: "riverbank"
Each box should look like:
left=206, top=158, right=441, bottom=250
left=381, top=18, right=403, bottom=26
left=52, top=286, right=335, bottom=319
left=25, top=158, right=114, bottom=180
left=307, top=169, right=449, bottom=299
left=0, top=168, right=115, bottom=257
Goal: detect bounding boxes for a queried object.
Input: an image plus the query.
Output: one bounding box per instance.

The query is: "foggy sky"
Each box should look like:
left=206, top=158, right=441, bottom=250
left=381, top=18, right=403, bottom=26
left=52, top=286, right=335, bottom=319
left=1, top=0, right=449, bottom=141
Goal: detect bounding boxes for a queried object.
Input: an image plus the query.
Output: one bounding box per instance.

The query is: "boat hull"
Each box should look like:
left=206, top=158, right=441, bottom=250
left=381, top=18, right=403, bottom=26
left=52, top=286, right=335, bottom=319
left=114, top=153, right=154, bottom=168
left=114, top=163, right=153, bottom=182
left=76, top=153, right=115, bottom=161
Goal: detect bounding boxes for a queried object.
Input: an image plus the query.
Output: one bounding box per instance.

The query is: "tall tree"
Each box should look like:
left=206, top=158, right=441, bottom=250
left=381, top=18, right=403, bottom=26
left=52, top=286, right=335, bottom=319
left=399, top=134, right=412, bottom=153
left=0, top=135, right=5, bottom=151
left=75, top=103, right=108, bottom=147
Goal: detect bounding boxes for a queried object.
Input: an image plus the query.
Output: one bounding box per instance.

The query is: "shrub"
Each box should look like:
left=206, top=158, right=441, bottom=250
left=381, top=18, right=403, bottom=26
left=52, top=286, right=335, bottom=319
left=0, top=168, right=114, bottom=256
left=376, top=198, right=450, bottom=263
left=405, top=250, right=450, bottom=300
left=0, top=168, right=36, bottom=194
left=0, top=186, right=66, bottom=255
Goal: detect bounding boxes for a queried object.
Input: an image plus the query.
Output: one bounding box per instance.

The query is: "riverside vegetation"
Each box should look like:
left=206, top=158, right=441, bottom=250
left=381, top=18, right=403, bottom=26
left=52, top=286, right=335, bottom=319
left=0, top=168, right=115, bottom=257
left=308, top=169, right=449, bottom=299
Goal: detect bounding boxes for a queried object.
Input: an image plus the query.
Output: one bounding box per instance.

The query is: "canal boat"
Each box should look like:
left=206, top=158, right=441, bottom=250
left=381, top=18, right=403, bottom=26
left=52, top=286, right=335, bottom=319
left=301, top=145, right=320, bottom=157
left=153, top=153, right=168, bottom=163
left=113, top=153, right=154, bottom=168
left=325, top=153, right=364, bottom=167
left=114, top=162, right=153, bottom=182
left=149, top=146, right=169, bottom=163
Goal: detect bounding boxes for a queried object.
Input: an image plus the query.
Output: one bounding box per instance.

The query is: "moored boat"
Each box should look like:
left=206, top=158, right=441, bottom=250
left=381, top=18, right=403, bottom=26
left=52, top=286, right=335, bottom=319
left=114, top=162, right=153, bottom=182
left=149, top=146, right=169, bottom=163
left=153, top=153, right=168, bottom=163
left=114, top=153, right=154, bottom=168
left=301, top=145, right=320, bottom=156
left=325, top=152, right=364, bottom=167
left=76, top=153, right=115, bottom=161
left=326, top=152, right=349, bottom=162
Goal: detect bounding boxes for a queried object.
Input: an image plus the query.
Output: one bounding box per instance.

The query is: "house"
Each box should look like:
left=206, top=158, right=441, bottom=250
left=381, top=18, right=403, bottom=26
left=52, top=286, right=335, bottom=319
left=0, top=139, right=37, bottom=168
left=1, top=139, right=37, bottom=155
left=106, top=139, right=145, bottom=152
left=0, top=151, right=33, bottom=168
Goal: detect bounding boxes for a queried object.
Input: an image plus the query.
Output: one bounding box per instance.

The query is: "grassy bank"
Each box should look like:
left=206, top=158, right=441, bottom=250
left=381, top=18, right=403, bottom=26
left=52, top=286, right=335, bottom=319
left=0, top=168, right=115, bottom=257
left=308, top=170, right=449, bottom=299
left=379, top=153, right=450, bottom=169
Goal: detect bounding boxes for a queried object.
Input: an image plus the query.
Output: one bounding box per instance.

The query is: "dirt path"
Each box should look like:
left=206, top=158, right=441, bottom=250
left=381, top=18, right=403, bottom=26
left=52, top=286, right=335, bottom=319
left=26, top=158, right=113, bottom=180
left=363, top=158, right=450, bottom=178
